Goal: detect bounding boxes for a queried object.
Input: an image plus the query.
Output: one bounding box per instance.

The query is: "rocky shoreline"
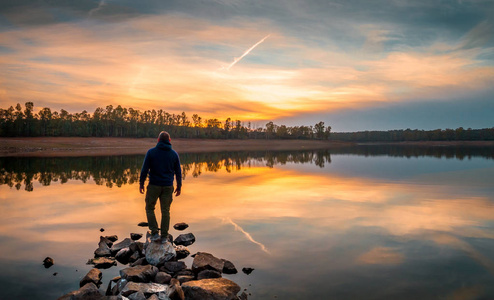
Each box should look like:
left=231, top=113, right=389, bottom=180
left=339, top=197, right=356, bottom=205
left=56, top=222, right=251, bottom=300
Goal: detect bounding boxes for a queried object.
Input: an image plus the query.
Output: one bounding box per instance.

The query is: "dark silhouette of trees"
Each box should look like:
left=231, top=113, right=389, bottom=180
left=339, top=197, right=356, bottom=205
left=0, top=102, right=332, bottom=140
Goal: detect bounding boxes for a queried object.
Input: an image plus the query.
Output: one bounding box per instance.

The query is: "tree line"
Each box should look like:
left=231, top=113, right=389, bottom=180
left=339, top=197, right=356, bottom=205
left=0, top=102, right=330, bottom=140
left=329, top=128, right=494, bottom=142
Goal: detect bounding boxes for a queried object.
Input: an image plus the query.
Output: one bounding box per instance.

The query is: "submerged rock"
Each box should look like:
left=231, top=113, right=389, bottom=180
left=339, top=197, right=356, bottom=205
left=120, top=265, right=159, bottom=283
left=173, top=233, right=195, bottom=247
left=241, top=268, right=254, bottom=275
left=43, top=257, right=54, bottom=268
left=221, top=259, right=238, bottom=274
left=145, top=241, right=176, bottom=266
left=131, top=233, right=143, bottom=241
left=87, top=257, right=117, bottom=269
left=192, top=252, right=224, bottom=274
left=173, top=222, right=189, bottom=231
left=80, top=268, right=102, bottom=287
left=182, top=278, right=240, bottom=300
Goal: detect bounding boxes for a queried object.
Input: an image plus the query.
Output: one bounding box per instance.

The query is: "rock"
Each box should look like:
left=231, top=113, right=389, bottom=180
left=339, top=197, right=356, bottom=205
left=182, top=278, right=240, bottom=300
left=173, top=233, right=195, bottom=246
left=130, top=257, right=148, bottom=267
left=95, top=236, right=112, bottom=257
left=131, top=233, right=143, bottom=241
left=174, top=246, right=190, bottom=260
left=154, top=272, right=172, bottom=284
left=129, top=251, right=141, bottom=264
left=177, top=275, right=195, bottom=284
left=221, top=260, right=237, bottom=274
left=111, top=238, right=133, bottom=256
left=120, top=265, right=159, bottom=283
left=120, top=282, right=168, bottom=297
left=162, top=234, right=173, bottom=244
left=100, top=228, right=105, bottom=232
left=57, top=282, right=102, bottom=300
left=105, top=279, right=113, bottom=296
left=130, top=242, right=145, bottom=254
left=105, top=235, right=119, bottom=243
left=161, top=261, right=186, bottom=274
left=115, top=248, right=133, bottom=264
left=53, top=272, right=58, bottom=276
left=239, top=292, right=248, bottom=300
left=176, top=269, right=194, bottom=277
left=168, top=278, right=185, bottom=300
left=128, top=291, right=146, bottom=300
left=111, top=278, right=128, bottom=296
left=173, top=223, right=189, bottom=231
left=148, top=294, right=160, bottom=300
left=87, top=257, right=117, bottom=269
left=192, top=252, right=224, bottom=274
left=43, top=257, right=54, bottom=268
left=145, top=241, right=176, bottom=266
left=197, top=270, right=222, bottom=280
left=138, top=222, right=149, bottom=227
left=112, top=276, right=121, bottom=282
left=241, top=268, right=254, bottom=275
left=80, top=268, right=102, bottom=287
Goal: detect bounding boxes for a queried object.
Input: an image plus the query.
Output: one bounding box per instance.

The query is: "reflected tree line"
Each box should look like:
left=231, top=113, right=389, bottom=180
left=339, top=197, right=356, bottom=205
left=0, top=150, right=333, bottom=191
left=2, top=145, right=493, bottom=191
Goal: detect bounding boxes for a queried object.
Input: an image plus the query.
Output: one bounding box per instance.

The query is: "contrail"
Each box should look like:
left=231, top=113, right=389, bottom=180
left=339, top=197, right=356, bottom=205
left=226, top=34, right=270, bottom=70
left=223, top=217, right=270, bottom=254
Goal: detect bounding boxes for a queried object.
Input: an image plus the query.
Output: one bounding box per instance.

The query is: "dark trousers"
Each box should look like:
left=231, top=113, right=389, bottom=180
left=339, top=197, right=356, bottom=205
left=145, top=184, right=174, bottom=237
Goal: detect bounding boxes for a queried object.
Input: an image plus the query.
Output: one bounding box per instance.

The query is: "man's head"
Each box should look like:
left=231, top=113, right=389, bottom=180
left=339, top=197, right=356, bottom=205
left=158, top=131, right=171, bottom=142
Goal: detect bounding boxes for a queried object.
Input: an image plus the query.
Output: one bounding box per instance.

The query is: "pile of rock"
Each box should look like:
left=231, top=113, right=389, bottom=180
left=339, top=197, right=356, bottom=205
left=57, top=223, right=249, bottom=300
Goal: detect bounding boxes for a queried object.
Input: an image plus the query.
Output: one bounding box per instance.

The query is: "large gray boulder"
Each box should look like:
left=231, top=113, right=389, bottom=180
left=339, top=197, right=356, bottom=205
left=120, top=265, right=159, bottom=283
left=192, top=252, right=224, bottom=274
left=182, top=278, right=240, bottom=300
left=145, top=241, right=176, bottom=266
left=111, top=238, right=133, bottom=256
left=173, top=233, right=195, bottom=246
left=80, top=268, right=102, bottom=287
left=120, top=282, right=168, bottom=297
left=57, top=282, right=103, bottom=300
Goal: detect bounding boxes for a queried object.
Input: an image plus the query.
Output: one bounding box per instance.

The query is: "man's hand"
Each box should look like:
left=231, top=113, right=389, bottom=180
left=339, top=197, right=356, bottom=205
left=139, top=185, right=145, bottom=194
left=175, top=189, right=181, bottom=197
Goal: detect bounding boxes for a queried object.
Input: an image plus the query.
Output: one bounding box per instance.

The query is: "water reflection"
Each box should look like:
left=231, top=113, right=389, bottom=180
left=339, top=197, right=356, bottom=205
left=0, top=147, right=494, bottom=299
left=2, top=145, right=494, bottom=192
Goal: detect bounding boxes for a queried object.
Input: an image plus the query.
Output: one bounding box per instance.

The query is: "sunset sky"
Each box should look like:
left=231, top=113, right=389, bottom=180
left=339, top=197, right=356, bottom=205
left=0, top=0, right=493, bottom=131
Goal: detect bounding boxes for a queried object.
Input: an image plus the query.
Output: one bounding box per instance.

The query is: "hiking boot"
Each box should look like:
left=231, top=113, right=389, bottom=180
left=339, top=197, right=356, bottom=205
left=150, top=232, right=160, bottom=242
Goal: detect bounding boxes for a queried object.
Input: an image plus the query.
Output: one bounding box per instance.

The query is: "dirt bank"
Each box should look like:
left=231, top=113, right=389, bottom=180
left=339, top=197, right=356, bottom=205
left=0, top=137, right=352, bottom=157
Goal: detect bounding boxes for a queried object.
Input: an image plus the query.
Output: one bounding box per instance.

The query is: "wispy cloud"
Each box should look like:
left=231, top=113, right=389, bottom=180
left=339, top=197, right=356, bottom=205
left=223, top=217, right=270, bottom=254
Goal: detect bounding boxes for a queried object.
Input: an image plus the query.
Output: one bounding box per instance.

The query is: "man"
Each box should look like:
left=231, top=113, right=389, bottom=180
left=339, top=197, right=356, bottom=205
left=140, top=131, right=182, bottom=242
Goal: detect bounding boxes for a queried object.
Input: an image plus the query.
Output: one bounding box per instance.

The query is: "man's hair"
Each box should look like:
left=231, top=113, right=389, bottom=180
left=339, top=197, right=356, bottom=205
left=158, top=131, right=170, bottom=142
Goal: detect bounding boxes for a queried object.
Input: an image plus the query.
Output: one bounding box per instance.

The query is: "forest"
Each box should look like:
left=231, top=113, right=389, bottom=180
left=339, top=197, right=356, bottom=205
left=1, top=102, right=493, bottom=141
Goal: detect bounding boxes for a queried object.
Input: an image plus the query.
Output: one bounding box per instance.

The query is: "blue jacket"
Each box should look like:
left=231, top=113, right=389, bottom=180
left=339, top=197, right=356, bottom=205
left=139, top=141, right=182, bottom=189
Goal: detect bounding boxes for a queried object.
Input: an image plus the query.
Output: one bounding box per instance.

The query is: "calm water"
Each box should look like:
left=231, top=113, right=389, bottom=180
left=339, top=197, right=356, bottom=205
left=1, top=146, right=494, bottom=300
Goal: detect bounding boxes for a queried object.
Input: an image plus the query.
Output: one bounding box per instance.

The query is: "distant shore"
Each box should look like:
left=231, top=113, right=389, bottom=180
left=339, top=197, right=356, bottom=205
left=1, top=137, right=493, bottom=157
left=0, top=137, right=352, bottom=157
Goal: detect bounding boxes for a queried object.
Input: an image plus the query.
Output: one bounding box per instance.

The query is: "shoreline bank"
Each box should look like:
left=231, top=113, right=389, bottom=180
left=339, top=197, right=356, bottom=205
left=1, top=137, right=493, bottom=157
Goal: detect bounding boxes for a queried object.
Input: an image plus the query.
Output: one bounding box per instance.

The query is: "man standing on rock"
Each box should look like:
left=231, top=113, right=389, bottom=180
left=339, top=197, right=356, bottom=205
left=140, top=131, right=182, bottom=242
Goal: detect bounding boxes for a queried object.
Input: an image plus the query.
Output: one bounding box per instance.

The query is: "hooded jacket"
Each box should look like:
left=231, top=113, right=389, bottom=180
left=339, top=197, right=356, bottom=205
left=139, top=141, right=182, bottom=189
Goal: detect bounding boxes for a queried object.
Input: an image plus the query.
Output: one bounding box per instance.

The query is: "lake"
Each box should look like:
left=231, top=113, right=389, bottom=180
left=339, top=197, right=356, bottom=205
left=1, top=145, right=494, bottom=299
